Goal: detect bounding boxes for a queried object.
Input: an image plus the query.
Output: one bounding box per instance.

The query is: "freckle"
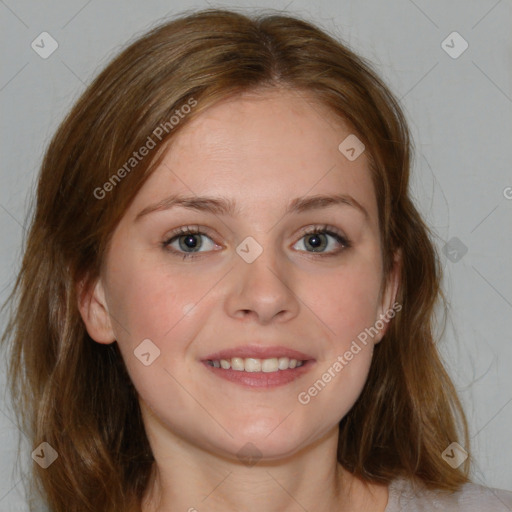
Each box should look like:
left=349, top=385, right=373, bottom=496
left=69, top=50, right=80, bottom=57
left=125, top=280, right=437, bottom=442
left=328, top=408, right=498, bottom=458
left=182, top=303, right=195, bottom=315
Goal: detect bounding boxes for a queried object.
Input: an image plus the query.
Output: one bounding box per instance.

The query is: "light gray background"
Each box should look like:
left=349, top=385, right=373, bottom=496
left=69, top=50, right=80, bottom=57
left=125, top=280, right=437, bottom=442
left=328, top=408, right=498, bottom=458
left=1, top=0, right=511, bottom=510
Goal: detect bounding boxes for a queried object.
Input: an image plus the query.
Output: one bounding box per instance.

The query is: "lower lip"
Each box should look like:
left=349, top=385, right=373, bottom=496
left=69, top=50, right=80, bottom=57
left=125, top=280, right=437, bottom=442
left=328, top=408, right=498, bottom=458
left=201, top=360, right=315, bottom=388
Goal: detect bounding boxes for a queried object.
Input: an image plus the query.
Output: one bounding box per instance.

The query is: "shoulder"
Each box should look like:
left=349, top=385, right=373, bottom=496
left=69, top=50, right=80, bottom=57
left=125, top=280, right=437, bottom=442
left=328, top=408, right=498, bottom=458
left=385, top=477, right=512, bottom=511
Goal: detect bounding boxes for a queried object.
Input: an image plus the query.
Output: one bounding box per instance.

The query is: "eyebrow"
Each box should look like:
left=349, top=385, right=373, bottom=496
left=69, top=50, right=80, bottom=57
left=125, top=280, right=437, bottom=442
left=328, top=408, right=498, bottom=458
left=134, top=193, right=368, bottom=221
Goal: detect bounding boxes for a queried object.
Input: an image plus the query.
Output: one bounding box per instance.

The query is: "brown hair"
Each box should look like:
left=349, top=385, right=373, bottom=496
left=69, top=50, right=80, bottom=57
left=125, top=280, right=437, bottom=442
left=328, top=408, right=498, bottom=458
left=1, top=7, right=469, bottom=512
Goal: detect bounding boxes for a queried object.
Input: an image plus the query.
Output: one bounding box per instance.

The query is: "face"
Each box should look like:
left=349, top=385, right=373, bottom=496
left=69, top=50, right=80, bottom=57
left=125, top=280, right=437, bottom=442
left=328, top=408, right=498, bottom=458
left=80, top=88, right=399, bottom=461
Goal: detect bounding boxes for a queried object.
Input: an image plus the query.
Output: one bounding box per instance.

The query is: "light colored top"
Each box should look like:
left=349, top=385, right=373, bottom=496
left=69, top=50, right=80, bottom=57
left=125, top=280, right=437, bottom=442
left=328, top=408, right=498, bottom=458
left=385, top=478, right=512, bottom=511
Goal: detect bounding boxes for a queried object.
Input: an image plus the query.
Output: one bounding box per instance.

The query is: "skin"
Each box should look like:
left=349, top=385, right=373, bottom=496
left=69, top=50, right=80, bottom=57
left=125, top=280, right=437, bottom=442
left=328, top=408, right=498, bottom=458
left=79, top=88, right=400, bottom=512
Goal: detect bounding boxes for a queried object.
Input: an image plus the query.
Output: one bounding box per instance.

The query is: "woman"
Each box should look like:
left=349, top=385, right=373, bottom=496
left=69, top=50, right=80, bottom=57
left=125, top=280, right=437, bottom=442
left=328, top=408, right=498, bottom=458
left=2, top=8, right=511, bottom=512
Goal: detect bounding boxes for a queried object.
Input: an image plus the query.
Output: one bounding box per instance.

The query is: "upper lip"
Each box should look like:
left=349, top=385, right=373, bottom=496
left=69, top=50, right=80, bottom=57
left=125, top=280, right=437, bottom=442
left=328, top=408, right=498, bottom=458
left=203, top=345, right=315, bottom=361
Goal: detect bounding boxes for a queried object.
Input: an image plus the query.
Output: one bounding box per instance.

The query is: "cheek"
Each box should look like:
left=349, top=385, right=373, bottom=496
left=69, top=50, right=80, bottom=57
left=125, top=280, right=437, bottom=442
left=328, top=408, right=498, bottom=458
left=306, top=261, right=383, bottom=346
left=104, top=259, right=212, bottom=411
left=104, top=252, right=209, bottom=354
left=293, top=259, right=382, bottom=412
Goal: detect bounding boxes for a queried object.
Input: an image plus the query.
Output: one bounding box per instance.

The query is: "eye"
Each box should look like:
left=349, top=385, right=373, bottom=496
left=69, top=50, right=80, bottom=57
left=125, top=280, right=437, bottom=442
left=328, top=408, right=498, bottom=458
left=162, top=226, right=219, bottom=259
left=162, top=224, right=350, bottom=260
left=293, top=225, right=350, bottom=255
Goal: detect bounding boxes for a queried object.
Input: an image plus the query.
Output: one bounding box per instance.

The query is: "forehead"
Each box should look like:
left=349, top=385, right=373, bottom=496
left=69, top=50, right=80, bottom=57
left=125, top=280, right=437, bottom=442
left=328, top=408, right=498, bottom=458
left=127, top=88, right=377, bottom=224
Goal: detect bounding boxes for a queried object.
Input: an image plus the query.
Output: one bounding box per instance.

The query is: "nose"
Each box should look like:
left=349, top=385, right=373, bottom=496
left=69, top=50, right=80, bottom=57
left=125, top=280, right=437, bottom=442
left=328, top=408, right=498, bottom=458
left=224, top=241, right=300, bottom=325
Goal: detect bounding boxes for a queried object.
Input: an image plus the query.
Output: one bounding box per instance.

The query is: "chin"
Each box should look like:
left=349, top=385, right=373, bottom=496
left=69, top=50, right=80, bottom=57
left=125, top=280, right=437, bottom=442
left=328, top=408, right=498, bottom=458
left=215, top=418, right=320, bottom=463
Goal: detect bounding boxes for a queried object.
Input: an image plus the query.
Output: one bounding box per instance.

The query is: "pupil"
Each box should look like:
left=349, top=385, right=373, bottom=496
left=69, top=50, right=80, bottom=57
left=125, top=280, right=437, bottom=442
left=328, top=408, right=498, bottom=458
left=307, top=234, right=326, bottom=252
left=180, top=234, right=201, bottom=251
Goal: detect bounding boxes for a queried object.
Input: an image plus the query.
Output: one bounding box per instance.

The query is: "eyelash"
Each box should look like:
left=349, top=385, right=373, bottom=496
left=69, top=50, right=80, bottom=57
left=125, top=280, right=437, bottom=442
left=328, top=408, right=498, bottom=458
left=161, top=224, right=351, bottom=261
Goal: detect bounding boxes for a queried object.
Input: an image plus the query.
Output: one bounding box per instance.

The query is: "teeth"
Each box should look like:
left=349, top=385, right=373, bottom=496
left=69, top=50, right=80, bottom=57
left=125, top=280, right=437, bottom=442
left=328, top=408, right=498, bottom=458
left=261, top=358, right=278, bottom=373
left=220, top=359, right=231, bottom=370
left=244, top=358, right=261, bottom=372
left=231, top=357, right=244, bottom=371
left=278, top=357, right=289, bottom=370
left=207, top=357, right=305, bottom=372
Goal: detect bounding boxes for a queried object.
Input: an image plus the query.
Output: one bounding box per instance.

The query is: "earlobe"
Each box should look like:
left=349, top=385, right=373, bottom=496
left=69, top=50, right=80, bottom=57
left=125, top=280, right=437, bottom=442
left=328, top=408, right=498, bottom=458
left=374, top=249, right=402, bottom=344
left=77, top=278, right=116, bottom=344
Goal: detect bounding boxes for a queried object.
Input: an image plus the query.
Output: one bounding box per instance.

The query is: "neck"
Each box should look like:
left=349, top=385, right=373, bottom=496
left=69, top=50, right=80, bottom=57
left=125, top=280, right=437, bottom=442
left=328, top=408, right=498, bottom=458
left=140, top=415, right=387, bottom=512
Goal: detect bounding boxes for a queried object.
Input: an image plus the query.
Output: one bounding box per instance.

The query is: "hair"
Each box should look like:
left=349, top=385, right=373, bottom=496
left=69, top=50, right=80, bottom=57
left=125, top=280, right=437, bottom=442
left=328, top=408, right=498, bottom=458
left=1, top=7, right=470, bottom=512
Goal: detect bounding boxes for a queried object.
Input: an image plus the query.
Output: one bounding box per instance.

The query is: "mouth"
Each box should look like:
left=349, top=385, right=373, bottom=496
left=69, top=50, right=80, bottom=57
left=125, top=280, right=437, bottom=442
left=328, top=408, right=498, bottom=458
left=201, top=345, right=316, bottom=389
left=206, top=356, right=305, bottom=372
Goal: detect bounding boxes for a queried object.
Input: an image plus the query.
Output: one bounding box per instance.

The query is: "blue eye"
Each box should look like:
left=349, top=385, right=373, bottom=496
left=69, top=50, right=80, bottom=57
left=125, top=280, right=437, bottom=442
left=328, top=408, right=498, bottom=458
left=162, top=226, right=218, bottom=259
left=162, top=224, right=351, bottom=261
left=293, top=228, right=350, bottom=254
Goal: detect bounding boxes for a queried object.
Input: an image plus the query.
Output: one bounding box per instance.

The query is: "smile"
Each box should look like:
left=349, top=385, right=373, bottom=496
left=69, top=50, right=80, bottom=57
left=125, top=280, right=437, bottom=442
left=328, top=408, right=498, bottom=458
left=206, top=357, right=305, bottom=372
left=202, top=358, right=314, bottom=389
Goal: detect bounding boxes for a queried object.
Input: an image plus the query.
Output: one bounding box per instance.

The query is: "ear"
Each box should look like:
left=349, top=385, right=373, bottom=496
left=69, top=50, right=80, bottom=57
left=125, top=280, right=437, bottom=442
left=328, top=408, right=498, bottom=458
left=374, top=249, right=402, bottom=344
left=77, top=277, right=116, bottom=344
